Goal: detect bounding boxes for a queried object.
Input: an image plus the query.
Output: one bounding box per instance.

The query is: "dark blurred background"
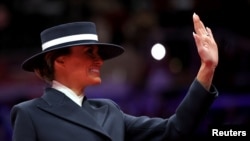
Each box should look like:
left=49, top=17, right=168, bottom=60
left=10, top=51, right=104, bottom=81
left=0, top=0, right=250, bottom=140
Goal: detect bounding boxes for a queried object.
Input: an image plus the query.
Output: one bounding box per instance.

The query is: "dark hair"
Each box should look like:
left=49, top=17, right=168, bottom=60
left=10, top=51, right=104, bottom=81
left=34, top=48, right=71, bottom=83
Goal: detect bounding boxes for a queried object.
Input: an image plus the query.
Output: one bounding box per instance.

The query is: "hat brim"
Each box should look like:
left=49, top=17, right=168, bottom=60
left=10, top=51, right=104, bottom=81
left=21, top=43, right=124, bottom=72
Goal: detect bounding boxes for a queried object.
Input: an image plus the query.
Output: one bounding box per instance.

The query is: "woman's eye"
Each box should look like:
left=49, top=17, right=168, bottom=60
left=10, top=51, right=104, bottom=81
left=87, top=48, right=94, bottom=55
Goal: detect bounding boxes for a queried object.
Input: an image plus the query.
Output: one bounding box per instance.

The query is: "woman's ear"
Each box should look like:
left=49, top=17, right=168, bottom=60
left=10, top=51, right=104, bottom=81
left=55, top=56, right=65, bottom=66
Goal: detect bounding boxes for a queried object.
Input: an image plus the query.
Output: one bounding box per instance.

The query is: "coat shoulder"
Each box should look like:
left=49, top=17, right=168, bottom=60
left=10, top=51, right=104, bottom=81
left=12, top=97, right=43, bottom=109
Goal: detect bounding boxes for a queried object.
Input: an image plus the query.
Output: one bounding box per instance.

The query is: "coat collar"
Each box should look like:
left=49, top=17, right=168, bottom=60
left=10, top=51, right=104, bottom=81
left=37, top=87, right=110, bottom=139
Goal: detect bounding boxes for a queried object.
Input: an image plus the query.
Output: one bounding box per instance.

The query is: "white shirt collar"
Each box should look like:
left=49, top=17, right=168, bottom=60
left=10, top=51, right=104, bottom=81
left=51, top=80, right=84, bottom=107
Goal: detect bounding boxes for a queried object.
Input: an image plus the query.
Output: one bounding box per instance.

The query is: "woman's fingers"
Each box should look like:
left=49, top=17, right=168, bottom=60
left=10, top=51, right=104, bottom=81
left=193, top=13, right=207, bottom=35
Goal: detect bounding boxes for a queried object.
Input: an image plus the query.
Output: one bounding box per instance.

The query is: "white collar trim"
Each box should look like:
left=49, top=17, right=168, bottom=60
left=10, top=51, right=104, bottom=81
left=52, top=80, right=84, bottom=107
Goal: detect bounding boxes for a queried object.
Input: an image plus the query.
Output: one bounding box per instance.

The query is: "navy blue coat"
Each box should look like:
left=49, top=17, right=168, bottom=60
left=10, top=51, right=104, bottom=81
left=11, top=79, right=218, bottom=141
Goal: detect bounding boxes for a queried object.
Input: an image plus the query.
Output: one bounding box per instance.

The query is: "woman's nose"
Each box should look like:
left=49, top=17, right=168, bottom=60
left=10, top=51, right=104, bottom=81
left=96, top=56, right=103, bottom=65
left=93, top=53, right=103, bottom=65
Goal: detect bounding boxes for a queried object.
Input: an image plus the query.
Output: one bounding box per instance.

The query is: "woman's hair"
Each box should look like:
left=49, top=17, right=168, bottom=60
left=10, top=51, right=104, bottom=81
left=34, top=47, right=71, bottom=83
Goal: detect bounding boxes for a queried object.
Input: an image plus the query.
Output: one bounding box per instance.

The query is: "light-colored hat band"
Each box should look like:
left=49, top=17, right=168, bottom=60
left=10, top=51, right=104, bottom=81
left=42, top=34, right=98, bottom=50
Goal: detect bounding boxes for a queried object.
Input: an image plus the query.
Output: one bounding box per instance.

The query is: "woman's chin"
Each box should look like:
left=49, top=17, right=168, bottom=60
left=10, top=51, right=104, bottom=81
left=91, top=78, right=102, bottom=85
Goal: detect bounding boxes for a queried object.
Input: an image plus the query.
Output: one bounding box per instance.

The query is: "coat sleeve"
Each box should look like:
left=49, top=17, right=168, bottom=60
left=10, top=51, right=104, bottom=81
left=124, top=79, right=218, bottom=141
left=10, top=104, right=37, bottom=141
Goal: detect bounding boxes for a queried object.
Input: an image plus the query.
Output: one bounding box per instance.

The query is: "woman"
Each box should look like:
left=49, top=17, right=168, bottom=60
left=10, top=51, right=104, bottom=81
left=11, top=13, right=218, bottom=141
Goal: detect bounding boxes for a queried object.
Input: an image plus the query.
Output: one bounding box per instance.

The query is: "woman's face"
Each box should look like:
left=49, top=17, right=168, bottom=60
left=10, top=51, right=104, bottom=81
left=58, top=45, right=103, bottom=88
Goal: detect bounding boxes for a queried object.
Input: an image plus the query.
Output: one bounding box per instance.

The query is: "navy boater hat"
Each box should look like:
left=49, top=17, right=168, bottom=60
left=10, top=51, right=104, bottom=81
left=21, top=22, right=125, bottom=72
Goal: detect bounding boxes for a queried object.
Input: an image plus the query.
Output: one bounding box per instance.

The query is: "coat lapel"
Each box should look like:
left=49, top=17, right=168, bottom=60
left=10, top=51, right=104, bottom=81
left=37, top=88, right=110, bottom=139
left=81, top=97, right=109, bottom=127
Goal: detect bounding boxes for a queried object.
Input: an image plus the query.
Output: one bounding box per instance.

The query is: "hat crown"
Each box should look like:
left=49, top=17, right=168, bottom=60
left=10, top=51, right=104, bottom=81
left=40, top=22, right=99, bottom=51
left=41, top=22, right=97, bottom=43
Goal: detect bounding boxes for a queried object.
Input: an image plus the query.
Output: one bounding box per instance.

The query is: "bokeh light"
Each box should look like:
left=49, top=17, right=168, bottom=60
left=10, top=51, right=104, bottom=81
left=151, top=43, right=166, bottom=61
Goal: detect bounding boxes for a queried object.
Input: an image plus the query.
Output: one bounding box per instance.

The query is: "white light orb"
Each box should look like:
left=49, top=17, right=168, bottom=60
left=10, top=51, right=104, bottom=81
left=151, top=43, right=166, bottom=61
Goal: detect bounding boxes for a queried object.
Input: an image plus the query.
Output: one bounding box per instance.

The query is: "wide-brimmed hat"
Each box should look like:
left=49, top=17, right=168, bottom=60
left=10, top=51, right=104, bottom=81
left=21, top=22, right=125, bottom=72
